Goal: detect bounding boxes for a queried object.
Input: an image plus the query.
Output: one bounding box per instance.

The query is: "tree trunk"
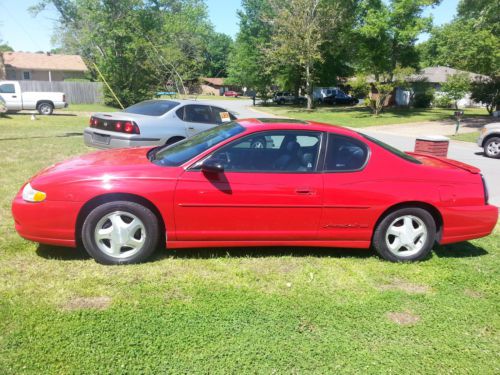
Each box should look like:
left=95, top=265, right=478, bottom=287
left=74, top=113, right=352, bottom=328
left=305, top=63, right=313, bottom=110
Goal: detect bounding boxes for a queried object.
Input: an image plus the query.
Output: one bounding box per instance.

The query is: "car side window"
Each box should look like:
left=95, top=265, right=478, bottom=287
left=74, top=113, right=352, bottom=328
left=325, top=134, right=369, bottom=172
left=0, top=84, right=15, bottom=94
left=211, top=106, right=236, bottom=124
left=181, top=105, right=214, bottom=124
left=209, top=131, right=322, bottom=172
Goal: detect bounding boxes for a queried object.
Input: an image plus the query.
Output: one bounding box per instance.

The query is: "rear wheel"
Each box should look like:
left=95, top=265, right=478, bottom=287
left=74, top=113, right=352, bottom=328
left=37, top=102, right=54, bottom=115
left=82, top=201, right=160, bottom=265
left=372, top=207, right=436, bottom=262
left=484, top=137, right=500, bottom=159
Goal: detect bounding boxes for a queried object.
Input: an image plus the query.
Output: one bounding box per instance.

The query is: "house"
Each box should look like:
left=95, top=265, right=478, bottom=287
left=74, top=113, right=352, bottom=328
left=200, top=77, right=240, bottom=96
left=396, top=67, right=490, bottom=106
left=2, top=51, right=88, bottom=81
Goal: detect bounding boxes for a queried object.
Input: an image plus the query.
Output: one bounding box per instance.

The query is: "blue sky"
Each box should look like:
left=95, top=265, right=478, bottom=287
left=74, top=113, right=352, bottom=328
left=0, top=0, right=458, bottom=52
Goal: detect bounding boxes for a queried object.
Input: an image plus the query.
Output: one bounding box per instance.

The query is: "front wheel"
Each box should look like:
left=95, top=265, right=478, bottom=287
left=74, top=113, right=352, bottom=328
left=372, top=208, right=436, bottom=262
left=82, top=201, right=160, bottom=265
left=484, top=137, right=500, bottom=159
left=37, top=102, right=54, bottom=115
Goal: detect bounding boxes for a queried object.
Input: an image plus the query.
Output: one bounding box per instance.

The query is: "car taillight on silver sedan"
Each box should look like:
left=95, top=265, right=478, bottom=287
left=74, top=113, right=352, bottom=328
left=89, top=116, right=140, bottom=134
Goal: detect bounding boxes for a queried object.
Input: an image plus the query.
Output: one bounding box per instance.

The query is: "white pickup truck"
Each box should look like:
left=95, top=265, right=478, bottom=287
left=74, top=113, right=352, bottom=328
left=0, top=80, right=68, bottom=115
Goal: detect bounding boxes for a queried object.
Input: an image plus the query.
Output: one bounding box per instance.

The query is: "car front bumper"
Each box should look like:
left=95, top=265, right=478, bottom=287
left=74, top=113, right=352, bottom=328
left=84, top=129, right=162, bottom=149
left=11, top=193, right=83, bottom=247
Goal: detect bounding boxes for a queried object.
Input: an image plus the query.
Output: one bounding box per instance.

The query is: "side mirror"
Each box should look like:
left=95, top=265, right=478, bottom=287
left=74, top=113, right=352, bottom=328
left=201, top=158, right=224, bottom=173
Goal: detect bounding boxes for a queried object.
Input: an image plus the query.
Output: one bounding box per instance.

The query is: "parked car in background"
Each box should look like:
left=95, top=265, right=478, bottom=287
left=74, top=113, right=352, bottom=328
left=13, top=118, right=497, bottom=265
left=273, top=92, right=307, bottom=105
left=0, top=80, right=67, bottom=115
left=84, top=99, right=237, bottom=149
left=223, top=91, right=240, bottom=97
left=312, top=87, right=340, bottom=102
left=323, top=91, right=358, bottom=106
left=477, top=122, right=500, bottom=159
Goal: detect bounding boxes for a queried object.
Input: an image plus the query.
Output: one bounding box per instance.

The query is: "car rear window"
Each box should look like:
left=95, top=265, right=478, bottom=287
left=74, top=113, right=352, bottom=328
left=360, top=133, right=422, bottom=164
left=123, top=100, right=179, bottom=116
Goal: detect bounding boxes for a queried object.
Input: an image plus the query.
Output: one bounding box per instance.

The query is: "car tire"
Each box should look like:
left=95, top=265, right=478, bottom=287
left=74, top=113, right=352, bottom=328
left=484, top=137, right=500, bottom=159
left=82, top=201, right=160, bottom=265
left=250, top=137, right=267, bottom=149
left=37, top=102, right=54, bottom=115
left=372, top=207, right=436, bottom=262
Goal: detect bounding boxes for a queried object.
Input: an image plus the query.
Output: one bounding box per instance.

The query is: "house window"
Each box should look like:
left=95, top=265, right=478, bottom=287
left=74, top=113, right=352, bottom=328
left=22, top=71, right=32, bottom=80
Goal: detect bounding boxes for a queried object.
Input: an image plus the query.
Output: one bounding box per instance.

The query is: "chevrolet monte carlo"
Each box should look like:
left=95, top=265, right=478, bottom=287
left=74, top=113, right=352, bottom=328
left=12, top=119, right=498, bottom=265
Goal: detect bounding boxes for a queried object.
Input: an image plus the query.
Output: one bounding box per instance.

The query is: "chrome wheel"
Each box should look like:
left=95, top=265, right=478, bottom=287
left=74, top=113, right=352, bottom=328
left=39, top=104, right=52, bottom=115
left=385, top=215, right=427, bottom=258
left=486, top=140, right=500, bottom=157
left=94, top=211, right=146, bottom=259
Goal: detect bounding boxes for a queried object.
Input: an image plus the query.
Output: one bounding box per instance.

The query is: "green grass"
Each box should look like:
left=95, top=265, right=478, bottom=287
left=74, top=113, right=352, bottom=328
left=61, top=103, right=120, bottom=113
left=0, top=114, right=499, bottom=373
left=451, top=131, right=480, bottom=143
left=259, top=105, right=489, bottom=128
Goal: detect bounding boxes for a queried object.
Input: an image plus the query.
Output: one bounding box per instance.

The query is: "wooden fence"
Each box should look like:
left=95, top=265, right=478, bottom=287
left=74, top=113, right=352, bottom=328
left=18, top=81, right=103, bottom=104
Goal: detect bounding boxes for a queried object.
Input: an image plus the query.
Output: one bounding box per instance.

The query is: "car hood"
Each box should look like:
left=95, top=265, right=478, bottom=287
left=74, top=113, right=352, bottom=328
left=29, top=147, right=180, bottom=188
left=484, top=122, right=500, bottom=130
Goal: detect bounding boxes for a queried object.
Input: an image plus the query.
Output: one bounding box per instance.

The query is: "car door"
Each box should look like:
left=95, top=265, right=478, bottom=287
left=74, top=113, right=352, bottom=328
left=319, top=133, right=373, bottom=243
left=0, top=83, right=22, bottom=110
left=173, top=130, right=324, bottom=241
left=177, top=104, right=217, bottom=137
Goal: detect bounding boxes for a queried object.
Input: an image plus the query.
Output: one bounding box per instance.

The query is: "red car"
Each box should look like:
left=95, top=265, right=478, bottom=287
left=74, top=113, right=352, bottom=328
left=12, top=119, right=498, bottom=265
left=223, top=91, right=240, bottom=97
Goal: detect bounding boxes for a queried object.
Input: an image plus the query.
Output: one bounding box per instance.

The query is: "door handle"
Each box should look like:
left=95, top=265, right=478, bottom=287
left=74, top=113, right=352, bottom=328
left=188, top=127, right=195, bottom=130
left=12, top=95, right=17, bottom=98
left=295, top=188, right=314, bottom=195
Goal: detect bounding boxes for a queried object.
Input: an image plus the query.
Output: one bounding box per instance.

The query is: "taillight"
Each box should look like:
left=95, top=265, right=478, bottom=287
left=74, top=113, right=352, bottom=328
left=481, top=174, right=489, bottom=205
left=123, top=122, right=140, bottom=134
left=115, top=122, right=123, bottom=131
left=89, top=116, right=98, bottom=127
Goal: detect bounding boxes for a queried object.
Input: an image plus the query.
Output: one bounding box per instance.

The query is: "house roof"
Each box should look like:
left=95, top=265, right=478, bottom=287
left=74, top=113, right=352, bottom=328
left=2, top=52, right=88, bottom=72
left=408, top=67, right=489, bottom=83
left=202, top=77, right=225, bottom=86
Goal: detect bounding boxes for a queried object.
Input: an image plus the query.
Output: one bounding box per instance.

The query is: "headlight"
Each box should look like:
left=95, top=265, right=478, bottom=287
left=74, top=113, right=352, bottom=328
left=22, top=183, right=46, bottom=202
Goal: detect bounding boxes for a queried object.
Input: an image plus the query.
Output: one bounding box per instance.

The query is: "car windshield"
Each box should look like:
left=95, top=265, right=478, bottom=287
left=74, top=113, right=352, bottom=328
left=151, top=122, right=245, bottom=166
left=123, top=100, right=180, bottom=116
left=360, top=133, right=422, bottom=164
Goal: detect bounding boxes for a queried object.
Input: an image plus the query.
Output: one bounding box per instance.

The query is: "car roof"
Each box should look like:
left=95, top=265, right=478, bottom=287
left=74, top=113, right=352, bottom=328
left=236, top=118, right=361, bottom=138
left=141, top=99, right=223, bottom=106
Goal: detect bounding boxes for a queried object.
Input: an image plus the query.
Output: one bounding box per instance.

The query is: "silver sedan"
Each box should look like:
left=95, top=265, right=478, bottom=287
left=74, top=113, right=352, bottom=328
left=84, top=100, right=237, bottom=149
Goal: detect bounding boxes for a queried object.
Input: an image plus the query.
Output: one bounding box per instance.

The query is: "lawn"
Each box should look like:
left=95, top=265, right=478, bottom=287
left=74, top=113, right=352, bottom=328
left=451, top=131, right=480, bottom=143
left=259, top=105, right=489, bottom=128
left=0, top=113, right=499, bottom=374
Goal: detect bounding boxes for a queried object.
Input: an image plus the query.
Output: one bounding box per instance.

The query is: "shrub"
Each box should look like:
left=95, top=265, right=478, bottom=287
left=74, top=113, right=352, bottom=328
left=413, top=90, right=434, bottom=108
left=433, top=94, right=452, bottom=108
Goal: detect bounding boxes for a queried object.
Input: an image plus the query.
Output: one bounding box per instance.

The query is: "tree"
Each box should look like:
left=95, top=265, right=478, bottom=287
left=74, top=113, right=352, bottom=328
left=441, top=73, right=471, bottom=109
left=32, top=0, right=225, bottom=106
left=0, top=43, right=13, bottom=52
left=470, top=77, right=500, bottom=114
left=201, top=32, right=233, bottom=77
left=354, top=0, right=440, bottom=80
left=457, top=0, right=500, bottom=36
left=419, top=20, right=499, bottom=76
left=226, top=0, right=275, bottom=102
left=264, top=0, right=353, bottom=109
left=362, top=66, right=415, bottom=115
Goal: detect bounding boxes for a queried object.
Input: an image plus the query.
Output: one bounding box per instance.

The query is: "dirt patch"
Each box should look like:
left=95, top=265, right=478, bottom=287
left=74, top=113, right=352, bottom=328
left=387, top=311, right=421, bottom=325
left=464, top=289, right=484, bottom=299
left=297, top=319, right=316, bottom=334
left=61, top=296, right=112, bottom=311
left=378, top=278, right=431, bottom=294
left=165, top=287, right=192, bottom=304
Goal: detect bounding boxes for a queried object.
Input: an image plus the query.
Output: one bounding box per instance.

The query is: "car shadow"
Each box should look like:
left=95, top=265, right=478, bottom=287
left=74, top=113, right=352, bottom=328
left=0, top=132, right=83, bottom=141
left=36, top=244, right=91, bottom=261
left=35, top=242, right=489, bottom=262
left=433, top=242, right=488, bottom=258
left=8, top=112, right=77, bottom=117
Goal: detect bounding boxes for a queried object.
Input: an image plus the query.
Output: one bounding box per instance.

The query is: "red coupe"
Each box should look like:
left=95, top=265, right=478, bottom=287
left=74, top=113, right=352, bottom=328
left=12, top=119, right=498, bottom=264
